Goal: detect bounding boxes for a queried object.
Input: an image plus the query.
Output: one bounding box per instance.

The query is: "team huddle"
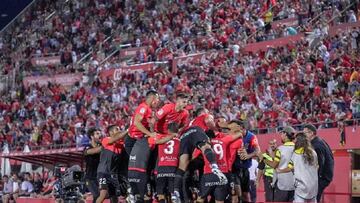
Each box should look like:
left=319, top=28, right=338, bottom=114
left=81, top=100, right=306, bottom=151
left=84, top=91, right=259, bottom=203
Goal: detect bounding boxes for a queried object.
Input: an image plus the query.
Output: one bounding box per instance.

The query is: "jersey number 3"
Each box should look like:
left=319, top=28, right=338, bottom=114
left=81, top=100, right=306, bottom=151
left=164, top=140, right=175, bottom=154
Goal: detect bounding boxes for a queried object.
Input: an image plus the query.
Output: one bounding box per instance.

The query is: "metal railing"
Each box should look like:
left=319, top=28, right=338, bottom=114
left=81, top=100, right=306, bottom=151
left=0, top=0, right=37, bottom=34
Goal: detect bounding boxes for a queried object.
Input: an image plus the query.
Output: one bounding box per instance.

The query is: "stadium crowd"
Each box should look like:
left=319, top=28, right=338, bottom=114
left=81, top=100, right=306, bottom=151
left=1, top=172, right=58, bottom=203
left=0, top=0, right=359, bottom=76
left=1, top=25, right=360, bottom=149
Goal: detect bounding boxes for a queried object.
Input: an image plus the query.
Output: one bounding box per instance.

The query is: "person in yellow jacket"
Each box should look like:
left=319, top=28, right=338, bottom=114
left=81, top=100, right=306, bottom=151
left=256, top=139, right=277, bottom=202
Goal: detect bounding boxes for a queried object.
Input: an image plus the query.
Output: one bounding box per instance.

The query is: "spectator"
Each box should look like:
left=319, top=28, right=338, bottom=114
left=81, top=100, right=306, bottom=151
left=11, top=173, right=20, bottom=201
left=258, top=126, right=296, bottom=202
left=348, top=10, right=357, bottom=22
left=303, top=124, right=334, bottom=202
left=2, top=175, right=13, bottom=203
left=279, top=132, right=318, bottom=202
left=32, top=173, right=43, bottom=194
left=19, top=172, right=34, bottom=197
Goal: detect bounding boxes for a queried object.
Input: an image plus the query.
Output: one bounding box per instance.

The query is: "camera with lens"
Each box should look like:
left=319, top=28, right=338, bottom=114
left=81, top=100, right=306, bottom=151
left=54, top=165, right=85, bottom=203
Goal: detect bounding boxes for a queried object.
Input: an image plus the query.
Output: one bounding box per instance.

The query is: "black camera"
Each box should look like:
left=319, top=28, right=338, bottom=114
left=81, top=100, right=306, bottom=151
left=54, top=165, right=85, bottom=203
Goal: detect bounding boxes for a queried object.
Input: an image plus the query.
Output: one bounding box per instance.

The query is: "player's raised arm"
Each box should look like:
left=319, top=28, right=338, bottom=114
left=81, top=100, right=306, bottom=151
left=107, top=125, right=128, bottom=145
left=130, top=90, right=160, bottom=138
left=134, top=113, right=155, bottom=137
left=149, top=123, right=179, bottom=145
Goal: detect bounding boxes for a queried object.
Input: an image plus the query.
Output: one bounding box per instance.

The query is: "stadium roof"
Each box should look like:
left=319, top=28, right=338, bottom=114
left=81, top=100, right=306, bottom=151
left=0, top=146, right=85, bottom=168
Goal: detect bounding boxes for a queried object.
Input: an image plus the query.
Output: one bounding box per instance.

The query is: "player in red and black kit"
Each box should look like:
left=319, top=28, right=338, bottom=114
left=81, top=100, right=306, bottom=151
left=154, top=93, right=189, bottom=134
left=126, top=90, right=160, bottom=154
left=155, top=123, right=181, bottom=203
left=229, top=121, right=260, bottom=203
left=226, top=120, right=245, bottom=203
left=193, top=120, right=244, bottom=203
left=172, top=107, right=228, bottom=203
left=128, top=123, right=179, bottom=203
left=96, top=125, right=128, bottom=203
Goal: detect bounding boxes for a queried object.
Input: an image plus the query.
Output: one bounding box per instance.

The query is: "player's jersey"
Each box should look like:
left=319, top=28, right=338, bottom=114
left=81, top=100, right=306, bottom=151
left=187, top=113, right=212, bottom=132
left=155, top=103, right=189, bottom=134
left=129, top=102, right=153, bottom=139
left=194, top=134, right=234, bottom=174
left=227, top=138, right=243, bottom=171
left=157, top=137, right=180, bottom=168
left=97, top=137, right=124, bottom=174
left=232, top=130, right=258, bottom=170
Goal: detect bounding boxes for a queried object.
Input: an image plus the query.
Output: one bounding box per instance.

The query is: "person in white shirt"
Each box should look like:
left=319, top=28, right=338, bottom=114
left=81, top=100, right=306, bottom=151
left=19, top=172, right=34, bottom=197
left=2, top=175, right=13, bottom=203
left=8, top=173, right=21, bottom=202
left=248, top=158, right=259, bottom=203
left=348, top=10, right=357, bottom=23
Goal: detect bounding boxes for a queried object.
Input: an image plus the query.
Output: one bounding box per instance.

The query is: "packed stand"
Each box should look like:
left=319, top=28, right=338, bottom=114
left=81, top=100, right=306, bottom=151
left=3, top=0, right=358, bottom=77
left=104, top=0, right=359, bottom=66
left=0, top=23, right=360, bottom=150
left=1, top=172, right=59, bottom=203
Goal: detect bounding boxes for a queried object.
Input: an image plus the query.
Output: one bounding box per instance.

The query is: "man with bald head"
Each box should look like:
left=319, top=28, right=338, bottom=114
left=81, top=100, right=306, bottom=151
left=256, top=139, right=277, bottom=201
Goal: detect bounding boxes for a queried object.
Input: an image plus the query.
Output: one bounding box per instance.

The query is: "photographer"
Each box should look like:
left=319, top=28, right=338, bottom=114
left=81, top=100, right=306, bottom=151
left=84, top=128, right=102, bottom=203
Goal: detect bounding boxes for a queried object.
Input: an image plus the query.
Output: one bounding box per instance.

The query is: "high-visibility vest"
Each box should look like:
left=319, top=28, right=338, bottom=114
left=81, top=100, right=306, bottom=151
left=262, top=153, right=274, bottom=178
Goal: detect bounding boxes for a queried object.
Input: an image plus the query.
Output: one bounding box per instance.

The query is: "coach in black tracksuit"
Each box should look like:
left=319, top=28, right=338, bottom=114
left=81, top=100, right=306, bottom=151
left=303, top=124, right=334, bottom=202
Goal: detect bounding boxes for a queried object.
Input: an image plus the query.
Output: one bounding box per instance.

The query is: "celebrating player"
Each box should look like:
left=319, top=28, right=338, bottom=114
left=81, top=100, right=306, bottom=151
left=231, top=121, right=260, bottom=203
left=194, top=120, right=244, bottom=203
left=155, top=122, right=181, bottom=203
left=126, top=90, right=160, bottom=154
left=128, top=123, right=179, bottom=202
left=154, top=93, right=190, bottom=134
left=172, top=107, right=228, bottom=203
left=96, top=125, right=128, bottom=203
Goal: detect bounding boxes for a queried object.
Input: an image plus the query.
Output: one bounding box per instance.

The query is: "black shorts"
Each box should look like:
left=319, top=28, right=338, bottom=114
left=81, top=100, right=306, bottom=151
left=97, top=173, right=119, bottom=197
left=180, top=126, right=209, bottom=156
left=128, top=170, right=149, bottom=197
left=156, top=176, right=175, bottom=195
left=200, top=173, right=229, bottom=201
left=232, top=168, right=250, bottom=193
left=125, top=135, right=138, bottom=155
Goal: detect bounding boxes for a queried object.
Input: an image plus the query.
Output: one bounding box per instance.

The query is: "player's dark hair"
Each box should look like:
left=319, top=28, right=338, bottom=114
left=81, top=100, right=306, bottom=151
left=228, top=119, right=245, bottom=128
left=176, top=93, right=189, bottom=99
left=167, top=122, right=180, bottom=133
left=194, top=107, right=205, bottom=117
left=87, top=127, right=100, bottom=138
left=146, top=90, right=159, bottom=98
left=205, top=129, right=216, bottom=138
left=107, top=124, right=118, bottom=134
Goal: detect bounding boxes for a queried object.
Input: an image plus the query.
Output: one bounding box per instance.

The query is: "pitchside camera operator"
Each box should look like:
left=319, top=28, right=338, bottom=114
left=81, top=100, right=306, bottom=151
left=84, top=128, right=102, bottom=203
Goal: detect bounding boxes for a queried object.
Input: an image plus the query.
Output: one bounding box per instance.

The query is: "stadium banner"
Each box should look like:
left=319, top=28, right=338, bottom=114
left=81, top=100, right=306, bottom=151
left=30, top=56, right=61, bottom=66
left=171, top=52, right=206, bottom=74
left=244, top=21, right=360, bottom=53
left=329, top=21, right=360, bottom=36
left=23, top=73, right=82, bottom=87
left=119, top=46, right=147, bottom=58
left=99, top=62, right=155, bottom=80
left=244, top=34, right=305, bottom=52
left=271, top=17, right=298, bottom=28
